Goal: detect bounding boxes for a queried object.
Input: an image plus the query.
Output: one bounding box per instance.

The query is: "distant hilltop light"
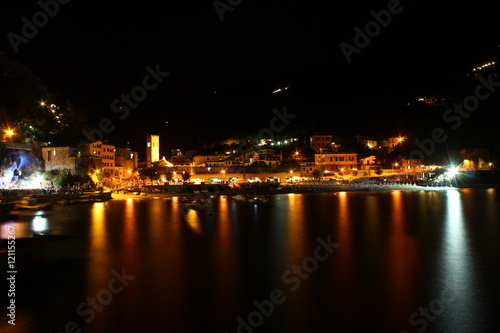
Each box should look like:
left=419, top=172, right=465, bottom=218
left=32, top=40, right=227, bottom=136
left=272, top=86, right=290, bottom=94
left=472, top=61, right=495, bottom=71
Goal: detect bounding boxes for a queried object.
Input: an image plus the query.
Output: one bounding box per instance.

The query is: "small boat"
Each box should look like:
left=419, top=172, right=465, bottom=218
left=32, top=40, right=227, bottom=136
left=231, top=194, right=269, bottom=203
left=231, top=194, right=249, bottom=202
left=181, top=197, right=208, bottom=210
left=13, top=202, right=54, bottom=210
left=11, top=196, right=54, bottom=211
left=248, top=195, right=269, bottom=203
left=7, top=209, right=54, bottom=218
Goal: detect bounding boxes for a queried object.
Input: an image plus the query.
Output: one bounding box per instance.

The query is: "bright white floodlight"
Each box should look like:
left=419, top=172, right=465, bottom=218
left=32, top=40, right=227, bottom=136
left=446, top=166, right=459, bottom=177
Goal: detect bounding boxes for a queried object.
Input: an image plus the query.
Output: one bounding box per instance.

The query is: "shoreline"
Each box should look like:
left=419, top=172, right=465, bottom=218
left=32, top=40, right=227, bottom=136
left=2, top=184, right=499, bottom=205
left=108, top=184, right=484, bottom=200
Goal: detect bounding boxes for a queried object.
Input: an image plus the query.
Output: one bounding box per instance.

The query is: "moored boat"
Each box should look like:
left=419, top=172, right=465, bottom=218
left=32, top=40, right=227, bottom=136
left=230, top=194, right=249, bottom=202
left=181, top=196, right=208, bottom=210
left=11, top=196, right=54, bottom=211
left=248, top=195, right=269, bottom=203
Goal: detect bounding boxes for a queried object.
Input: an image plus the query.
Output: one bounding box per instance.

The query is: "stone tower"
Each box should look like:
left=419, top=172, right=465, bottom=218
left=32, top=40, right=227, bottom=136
left=146, top=134, right=159, bottom=167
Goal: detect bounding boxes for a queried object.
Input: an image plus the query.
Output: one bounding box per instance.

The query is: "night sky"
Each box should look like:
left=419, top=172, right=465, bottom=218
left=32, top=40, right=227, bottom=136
left=1, top=0, right=498, bottom=154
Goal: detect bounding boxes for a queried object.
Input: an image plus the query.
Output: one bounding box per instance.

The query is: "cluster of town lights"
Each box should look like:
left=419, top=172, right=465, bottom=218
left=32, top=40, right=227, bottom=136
left=272, top=86, right=289, bottom=94
left=40, top=101, right=65, bottom=126
left=472, top=61, right=495, bottom=71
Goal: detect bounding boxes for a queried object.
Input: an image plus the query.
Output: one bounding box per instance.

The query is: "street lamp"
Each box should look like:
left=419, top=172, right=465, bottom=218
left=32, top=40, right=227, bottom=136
left=221, top=169, right=226, bottom=183
left=4, top=129, right=15, bottom=142
left=393, top=162, right=399, bottom=175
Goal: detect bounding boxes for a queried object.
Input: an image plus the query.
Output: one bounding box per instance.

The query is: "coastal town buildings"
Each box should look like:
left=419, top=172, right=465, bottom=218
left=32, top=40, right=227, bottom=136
left=310, top=134, right=334, bottom=153
left=80, top=141, right=116, bottom=180
left=401, top=158, right=422, bottom=173
left=459, top=148, right=491, bottom=170
left=115, top=148, right=139, bottom=172
left=41, top=146, right=88, bottom=175
left=2, top=126, right=497, bottom=190
left=315, top=153, right=358, bottom=172
left=355, top=135, right=378, bottom=149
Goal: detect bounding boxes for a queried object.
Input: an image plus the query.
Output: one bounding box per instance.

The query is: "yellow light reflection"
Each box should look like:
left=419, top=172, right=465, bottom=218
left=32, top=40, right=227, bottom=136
left=90, top=202, right=106, bottom=250
left=184, top=209, right=202, bottom=234
left=338, top=192, right=349, bottom=225
left=330, top=191, right=356, bottom=326
left=386, top=190, right=418, bottom=314
left=88, top=202, right=109, bottom=294
left=287, top=193, right=306, bottom=259
left=147, top=197, right=163, bottom=237
left=214, top=196, right=241, bottom=322
left=122, top=198, right=138, bottom=261
left=337, top=191, right=351, bottom=252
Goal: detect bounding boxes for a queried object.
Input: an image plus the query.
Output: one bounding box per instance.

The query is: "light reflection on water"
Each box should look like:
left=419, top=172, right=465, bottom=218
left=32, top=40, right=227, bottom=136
left=1, top=188, right=499, bottom=333
left=32, top=215, right=49, bottom=234
left=432, top=189, right=488, bottom=332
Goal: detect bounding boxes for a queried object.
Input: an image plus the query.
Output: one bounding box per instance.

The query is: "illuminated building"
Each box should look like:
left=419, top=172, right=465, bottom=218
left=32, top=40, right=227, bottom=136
left=401, top=158, right=422, bottom=173
left=253, top=149, right=281, bottom=166
left=115, top=147, right=139, bottom=176
left=310, top=134, right=337, bottom=153
left=42, top=146, right=88, bottom=175
left=386, top=136, right=406, bottom=150
left=81, top=141, right=116, bottom=182
left=193, top=154, right=226, bottom=167
left=359, top=155, right=377, bottom=170
left=459, top=148, right=490, bottom=170
left=300, top=160, right=317, bottom=177
left=146, top=134, right=160, bottom=167
left=355, top=135, right=378, bottom=149
left=170, top=155, right=190, bottom=165
left=315, top=153, right=358, bottom=171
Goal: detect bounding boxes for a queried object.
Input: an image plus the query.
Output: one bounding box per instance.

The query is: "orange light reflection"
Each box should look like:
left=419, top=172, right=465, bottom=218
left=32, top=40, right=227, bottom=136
left=385, top=190, right=418, bottom=315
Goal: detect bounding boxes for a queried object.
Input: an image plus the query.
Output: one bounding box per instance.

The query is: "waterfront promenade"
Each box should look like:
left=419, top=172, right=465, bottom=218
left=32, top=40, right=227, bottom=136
left=0, top=181, right=461, bottom=207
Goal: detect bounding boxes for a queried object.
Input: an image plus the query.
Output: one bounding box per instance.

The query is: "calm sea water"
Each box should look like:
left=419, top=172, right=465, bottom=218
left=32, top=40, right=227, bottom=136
left=1, top=188, right=500, bottom=333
